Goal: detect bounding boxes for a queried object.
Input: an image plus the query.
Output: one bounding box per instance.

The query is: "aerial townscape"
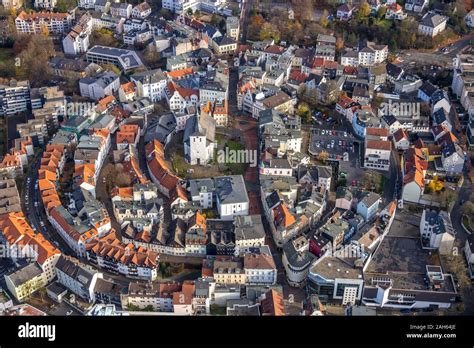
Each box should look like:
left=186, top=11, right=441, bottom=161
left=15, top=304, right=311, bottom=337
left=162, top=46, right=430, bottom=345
left=0, top=0, right=472, bottom=319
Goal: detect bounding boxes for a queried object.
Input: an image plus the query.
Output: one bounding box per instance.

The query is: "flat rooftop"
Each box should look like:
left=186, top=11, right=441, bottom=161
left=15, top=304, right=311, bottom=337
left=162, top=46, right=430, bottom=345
left=364, top=211, right=454, bottom=293
left=310, top=257, right=363, bottom=280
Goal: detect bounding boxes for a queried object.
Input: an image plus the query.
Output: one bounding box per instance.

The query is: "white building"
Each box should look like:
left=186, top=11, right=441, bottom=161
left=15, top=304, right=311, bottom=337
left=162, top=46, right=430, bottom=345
left=189, top=178, right=214, bottom=209
left=244, top=253, right=277, bottom=285
left=55, top=256, right=103, bottom=303
left=183, top=114, right=215, bottom=166
left=215, top=175, right=249, bottom=220
left=226, top=16, right=240, bottom=41
left=0, top=80, right=31, bottom=116
left=358, top=42, right=388, bottom=66
left=162, top=0, right=199, bottom=13
left=79, top=71, right=120, bottom=100
left=131, top=2, right=151, bottom=18
left=200, top=81, right=228, bottom=104
left=420, top=210, right=455, bottom=255
left=62, top=13, right=92, bottom=56
left=234, top=215, right=266, bottom=252
left=110, top=2, right=132, bottom=18
left=121, top=282, right=176, bottom=312
left=130, top=69, right=168, bottom=102
left=418, top=12, right=448, bottom=37
left=308, top=255, right=364, bottom=305
left=405, top=0, right=428, bottom=12
left=166, top=82, right=199, bottom=112
left=364, top=137, right=391, bottom=171
left=357, top=192, right=381, bottom=222
left=34, top=0, right=56, bottom=10
left=260, top=158, right=293, bottom=177
left=15, top=10, right=73, bottom=34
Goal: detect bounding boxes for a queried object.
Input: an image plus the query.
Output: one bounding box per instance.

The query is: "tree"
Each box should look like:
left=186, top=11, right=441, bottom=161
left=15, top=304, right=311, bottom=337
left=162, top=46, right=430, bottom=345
left=211, top=14, right=219, bottom=26
left=427, top=176, right=444, bottom=192
left=90, top=29, right=119, bottom=48
left=18, top=35, right=54, bottom=86
left=101, top=63, right=121, bottom=75
left=259, top=22, right=280, bottom=42
left=187, top=8, right=193, bottom=16
left=115, top=172, right=132, bottom=187
left=319, top=10, right=329, bottom=27
left=376, top=6, right=387, bottom=19
left=55, top=0, right=77, bottom=12
left=357, top=2, right=371, bottom=21
left=143, top=44, right=161, bottom=67
left=317, top=151, right=329, bottom=162
left=362, top=170, right=383, bottom=192
left=297, top=102, right=311, bottom=123
left=444, top=255, right=471, bottom=291
left=335, top=36, right=344, bottom=51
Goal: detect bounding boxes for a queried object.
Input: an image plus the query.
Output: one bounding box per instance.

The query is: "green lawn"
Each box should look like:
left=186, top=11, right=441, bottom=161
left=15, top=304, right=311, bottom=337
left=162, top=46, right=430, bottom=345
left=172, top=153, right=190, bottom=177
left=223, top=141, right=248, bottom=175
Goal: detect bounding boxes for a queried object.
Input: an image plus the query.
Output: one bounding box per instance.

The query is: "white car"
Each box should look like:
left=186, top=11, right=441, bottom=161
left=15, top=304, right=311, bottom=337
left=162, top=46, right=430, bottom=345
left=34, top=202, right=39, bottom=207
left=66, top=310, right=73, bottom=316
left=40, top=221, right=45, bottom=227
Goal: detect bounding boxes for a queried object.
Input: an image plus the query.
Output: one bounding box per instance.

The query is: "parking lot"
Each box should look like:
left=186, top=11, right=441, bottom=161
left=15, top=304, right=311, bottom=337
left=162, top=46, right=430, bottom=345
left=309, top=128, right=357, bottom=161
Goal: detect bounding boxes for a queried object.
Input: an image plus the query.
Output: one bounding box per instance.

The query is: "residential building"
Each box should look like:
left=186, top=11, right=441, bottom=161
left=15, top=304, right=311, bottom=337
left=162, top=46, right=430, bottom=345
left=4, top=263, right=46, bottom=301
left=55, top=255, right=103, bottom=303
left=405, top=0, right=428, bottom=12
left=356, top=192, right=381, bottom=221
left=226, top=16, right=239, bottom=41
left=121, top=282, right=179, bottom=312
left=34, top=0, right=56, bottom=10
left=364, top=129, right=392, bottom=171
left=130, top=69, right=167, bottom=102
left=0, top=80, right=31, bottom=116
left=79, top=71, right=120, bottom=100
left=420, top=210, right=455, bottom=255
left=15, top=11, right=73, bottom=34
left=110, top=2, right=132, bottom=18
left=418, top=12, right=448, bottom=37
left=62, top=13, right=92, bottom=56
left=244, top=253, right=277, bottom=285
left=358, top=42, right=388, bottom=66
left=234, top=215, right=266, bottom=252
left=132, top=2, right=151, bottom=18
